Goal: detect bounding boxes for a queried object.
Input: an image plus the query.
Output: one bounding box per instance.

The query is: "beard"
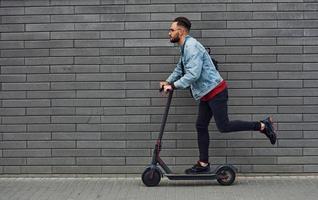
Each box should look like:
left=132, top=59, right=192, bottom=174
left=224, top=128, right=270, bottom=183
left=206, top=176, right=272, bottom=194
left=170, top=34, right=180, bottom=43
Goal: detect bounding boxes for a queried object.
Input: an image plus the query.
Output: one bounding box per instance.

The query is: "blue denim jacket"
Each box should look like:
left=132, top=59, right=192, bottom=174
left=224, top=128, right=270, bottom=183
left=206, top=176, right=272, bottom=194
left=166, top=35, right=223, bottom=100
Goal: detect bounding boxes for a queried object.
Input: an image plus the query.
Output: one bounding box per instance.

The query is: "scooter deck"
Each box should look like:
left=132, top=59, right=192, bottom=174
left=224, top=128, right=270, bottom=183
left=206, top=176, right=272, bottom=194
left=165, top=173, right=217, bottom=180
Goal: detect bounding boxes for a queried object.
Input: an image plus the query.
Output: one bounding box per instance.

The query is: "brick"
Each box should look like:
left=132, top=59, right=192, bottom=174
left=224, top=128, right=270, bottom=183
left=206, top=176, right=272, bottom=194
left=25, top=6, right=74, bottom=15
left=100, top=13, right=150, bottom=21
left=253, top=12, right=303, bottom=20
left=51, top=82, right=100, bottom=90
left=125, top=56, right=174, bottom=64
left=176, top=4, right=226, bottom=12
left=203, top=30, right=251, bottom=38
left=0, top=158, right=26, bottom=166
left=3, top=149, right=51, bottom=157
left=101, top=30, right=150, bottom=39
left=3, top=116, right=50, bottom=124
left=0, top=141, right=26, bottom=149
left=28, top=124, right=76, bottom=132
left=26, top=23, right=74, bottom=31
left=76, top=157, right=125, bottom=165
left=227, top=3, right=277, bottom=11
left=278, top=156, right=318, bottom=164
left=50, top=65, right=99, bottom=73
left=101, top=48, right=149, bottom=56
left=25, top=57, right=73, bottom=65
left=227, top=21, right=277, bottom=28
left=51, top=0, right=100, bottom=5
left=101, top=149, right=150, bottom=157
left=253, top=80, right=302, bottom=88
left=0, top=41, right=24, bottom=49
left=253, top=29, right=304, bottom=37
left=51, top=31, right=100, bottom=39
left=27, top=158, right=75, bottom=165
left=3, top=100, right=50, bottom=107
left=27, top=107, right=76, bottom=116
left=3, top=132, right=51, bottom=141
left=253, top=97, right=303, bottom=105
left=125, top=22, right=169, bottom=30
left=0, top=58, right=24, bottom=65
left=252, top=46, right=303, bottom=54
left=74, top=40, right=123, bottom=47
left=0, top=91, right=26, bottom=99
left=75, top=56, right=124, bottom=64
left=28, top=141, right=76, bottom=148
left=0, top=7, right=24, bottom=15
left=75, top=6, right=124, bottom=14
left=0, top=108, right=25, bottom=116
left=51, top=14, right=99, bottom=22
left=226, top=38, right=276, bottom=46
left=203, top=12, right=252, bottom=20
left=1, top=0, right=49, bottom=6
left=2, top=15, right=50, bottom=24
left=278, top=20, right=318, bottom=28
left=253, top=148, right=302, bottom=156
left=25, top=40, right=73, bottom=48
left=50, top=48, right=99, bottom=56
left=75, top=22, right=124, bottom=30
left=52, top=149, right=100, bottom=157
left=252, top=63, right=302, bottom=71
left=77, top=141, right=125, bottom=148
left=52, top=99, right=100, bottom=107
left=52, top=132, right=100, bottom=140
left=126, top=5, right=174, bottom=13
left=52, top=116, right=100, bottom=124
left=0, top=74, right=26, bottom=82
left=0, top=24, right=24, bottom=32
left=1, top=49, right=49, bottom=57
left=52, top=166, right=101, bottom=173
left=151, top=13, right=201, bottom=21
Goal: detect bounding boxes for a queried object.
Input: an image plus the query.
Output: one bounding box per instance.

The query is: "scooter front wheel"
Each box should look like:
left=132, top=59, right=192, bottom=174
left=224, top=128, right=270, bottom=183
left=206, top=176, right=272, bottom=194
left=142, top=168, right=161, bottom=187
left=216, top=166, right=236, bottom=186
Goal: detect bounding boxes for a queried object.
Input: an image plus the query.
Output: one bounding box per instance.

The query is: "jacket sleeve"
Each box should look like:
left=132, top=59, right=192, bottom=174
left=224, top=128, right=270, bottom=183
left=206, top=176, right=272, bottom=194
left=172, top=45, right=203, bottom=89
left=166, top=57, right=183, bottom=84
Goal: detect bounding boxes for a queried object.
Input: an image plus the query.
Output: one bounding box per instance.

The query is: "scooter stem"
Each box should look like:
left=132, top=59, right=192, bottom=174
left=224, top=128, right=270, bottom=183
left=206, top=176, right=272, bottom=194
left=158, top=89, right=174, bottom=141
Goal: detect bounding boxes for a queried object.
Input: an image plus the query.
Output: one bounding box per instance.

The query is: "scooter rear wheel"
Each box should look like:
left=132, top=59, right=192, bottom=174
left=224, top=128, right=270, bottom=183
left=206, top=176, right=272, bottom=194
left=216, top=166, right=236, bottom=186
left=142, top=168, right=161, bottom=187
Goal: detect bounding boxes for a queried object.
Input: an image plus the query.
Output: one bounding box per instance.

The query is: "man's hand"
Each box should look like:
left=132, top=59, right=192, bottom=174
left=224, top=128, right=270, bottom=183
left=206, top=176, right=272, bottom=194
left=160, top=81, right=169, bottom=89
left=163, top=84, right=173, bottom=93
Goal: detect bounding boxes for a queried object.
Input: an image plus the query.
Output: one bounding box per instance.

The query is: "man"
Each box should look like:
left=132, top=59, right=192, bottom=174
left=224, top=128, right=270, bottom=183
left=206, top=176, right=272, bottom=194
left=160, top=17, right=277, bottom=174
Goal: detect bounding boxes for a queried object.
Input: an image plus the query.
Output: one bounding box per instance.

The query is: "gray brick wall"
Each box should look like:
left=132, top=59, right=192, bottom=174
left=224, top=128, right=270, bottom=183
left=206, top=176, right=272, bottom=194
left=1, top=0, right=318, bottom=174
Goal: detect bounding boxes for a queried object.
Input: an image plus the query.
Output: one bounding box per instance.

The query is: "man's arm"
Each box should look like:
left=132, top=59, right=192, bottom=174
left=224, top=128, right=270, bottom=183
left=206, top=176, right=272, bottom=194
left=172, top=46, right=203, bottom=89
left=165, top=57, right=183, bottom=84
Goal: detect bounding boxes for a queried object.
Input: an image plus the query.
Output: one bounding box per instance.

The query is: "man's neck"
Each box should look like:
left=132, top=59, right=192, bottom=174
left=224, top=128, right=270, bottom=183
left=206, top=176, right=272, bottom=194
left=178, top=34, right=188, bottom=46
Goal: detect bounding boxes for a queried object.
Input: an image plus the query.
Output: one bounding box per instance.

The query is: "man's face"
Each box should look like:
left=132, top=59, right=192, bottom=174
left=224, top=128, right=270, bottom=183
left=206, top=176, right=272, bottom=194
left=169, top=22, right=181, bottom=43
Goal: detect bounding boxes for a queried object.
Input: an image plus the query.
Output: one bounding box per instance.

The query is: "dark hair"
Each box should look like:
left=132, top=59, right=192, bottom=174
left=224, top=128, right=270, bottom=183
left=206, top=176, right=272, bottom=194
left=173, top=17, right=191, bottom=32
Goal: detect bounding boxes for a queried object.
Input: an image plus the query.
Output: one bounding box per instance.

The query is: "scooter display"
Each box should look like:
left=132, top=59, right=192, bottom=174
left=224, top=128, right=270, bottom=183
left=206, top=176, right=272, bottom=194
left=141, top=88, right=237, bottom=187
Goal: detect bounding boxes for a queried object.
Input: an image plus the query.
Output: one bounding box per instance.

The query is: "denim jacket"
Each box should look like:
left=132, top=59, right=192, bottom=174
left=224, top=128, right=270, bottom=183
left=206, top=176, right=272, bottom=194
left=166, top=35, right=223, bottom=100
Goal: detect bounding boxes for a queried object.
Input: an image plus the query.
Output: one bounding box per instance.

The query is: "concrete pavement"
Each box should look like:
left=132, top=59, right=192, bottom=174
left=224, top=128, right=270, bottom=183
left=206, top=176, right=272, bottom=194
left=1, top=175, right=318, bottom=200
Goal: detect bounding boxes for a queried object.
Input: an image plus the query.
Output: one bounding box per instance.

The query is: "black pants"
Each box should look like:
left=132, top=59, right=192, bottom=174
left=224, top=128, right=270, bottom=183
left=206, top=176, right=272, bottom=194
left=196, top=89, right=261, bottom=162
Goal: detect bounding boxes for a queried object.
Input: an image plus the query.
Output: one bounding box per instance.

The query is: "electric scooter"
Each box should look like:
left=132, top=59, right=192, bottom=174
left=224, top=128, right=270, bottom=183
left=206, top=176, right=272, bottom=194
left=141, top=88, right=237, bottom=187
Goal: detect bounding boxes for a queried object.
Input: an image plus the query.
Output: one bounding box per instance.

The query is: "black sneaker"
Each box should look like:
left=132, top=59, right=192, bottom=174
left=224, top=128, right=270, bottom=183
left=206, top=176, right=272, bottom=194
left=185, top=161, right=211, bottom=174
left=260, top=117, right=277, bottom=145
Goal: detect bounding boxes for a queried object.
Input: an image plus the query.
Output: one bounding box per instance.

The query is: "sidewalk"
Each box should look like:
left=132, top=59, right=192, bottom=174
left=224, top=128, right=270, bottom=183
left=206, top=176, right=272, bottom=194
left=1, top=175, right=318, bottom=200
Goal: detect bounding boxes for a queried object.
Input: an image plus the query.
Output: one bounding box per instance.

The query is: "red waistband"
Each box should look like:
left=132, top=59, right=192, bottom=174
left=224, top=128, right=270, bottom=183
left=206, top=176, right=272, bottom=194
left=200, top=80, right=227, bottom=101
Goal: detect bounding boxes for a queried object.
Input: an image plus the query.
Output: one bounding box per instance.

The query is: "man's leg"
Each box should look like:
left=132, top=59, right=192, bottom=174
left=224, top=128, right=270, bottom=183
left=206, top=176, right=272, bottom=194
left=196, top=100, right=213, bottom=162
left=209, top=89, right=261, bottom=133
left=184, top=101, right=213, bottom=174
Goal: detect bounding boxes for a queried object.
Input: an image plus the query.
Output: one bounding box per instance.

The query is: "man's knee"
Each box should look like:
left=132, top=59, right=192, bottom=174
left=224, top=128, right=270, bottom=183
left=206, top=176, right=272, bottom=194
left=217, top=123, right=231, bottom=133
left=196, top=121, right=208, bottom=131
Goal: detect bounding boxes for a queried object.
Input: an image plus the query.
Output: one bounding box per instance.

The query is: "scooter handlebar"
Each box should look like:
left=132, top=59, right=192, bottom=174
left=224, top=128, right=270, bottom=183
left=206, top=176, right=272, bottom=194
left=159, top=85, right=173, bottom=93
